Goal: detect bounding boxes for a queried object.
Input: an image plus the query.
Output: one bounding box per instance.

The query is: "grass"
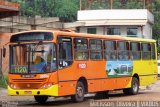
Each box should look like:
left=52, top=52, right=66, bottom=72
left=0, top=74, right=8, bottom=88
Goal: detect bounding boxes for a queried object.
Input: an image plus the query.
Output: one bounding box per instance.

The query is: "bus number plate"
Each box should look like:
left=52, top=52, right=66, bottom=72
left=24, top=91, right=32, bottom=95
left=78, top=63, right=87, bottom=69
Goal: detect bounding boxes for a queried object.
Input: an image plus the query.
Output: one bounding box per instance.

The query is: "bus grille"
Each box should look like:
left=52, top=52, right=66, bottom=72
left=11, top=79, right=47, bottom=89
left=12, top=79, right=46, bottom=83
left=16, top=83, right=42, bottom=89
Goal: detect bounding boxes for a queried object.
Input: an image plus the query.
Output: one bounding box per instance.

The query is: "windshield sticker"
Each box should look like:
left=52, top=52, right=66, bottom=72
left=14, top=66, right=28, bottom=73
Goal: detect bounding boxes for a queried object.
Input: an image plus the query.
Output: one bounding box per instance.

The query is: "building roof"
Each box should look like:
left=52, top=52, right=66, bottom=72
left=77, top=19, right=148, bottom=26
left=0, top=1, right=20, bottom=18
left=77, top=9, right=154, bottom=26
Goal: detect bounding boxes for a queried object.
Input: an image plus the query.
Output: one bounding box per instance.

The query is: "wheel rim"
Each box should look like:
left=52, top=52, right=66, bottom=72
left=77, top=86, right=84, bottom=98
left=133, top=81, right=138, bottom=92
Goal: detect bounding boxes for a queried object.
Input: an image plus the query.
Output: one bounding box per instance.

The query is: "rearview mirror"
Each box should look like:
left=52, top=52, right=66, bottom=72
left=3, top=47, right=6, bottom=58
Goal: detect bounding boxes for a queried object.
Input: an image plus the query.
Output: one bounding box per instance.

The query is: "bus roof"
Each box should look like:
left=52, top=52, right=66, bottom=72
left=11, top=30, right=156, bottom=43
left=54, top=30, right=156, bottom=43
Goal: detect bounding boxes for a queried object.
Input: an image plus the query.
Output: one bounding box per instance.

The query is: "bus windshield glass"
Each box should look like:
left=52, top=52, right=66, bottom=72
left=10, top=43, right=57, bottom=74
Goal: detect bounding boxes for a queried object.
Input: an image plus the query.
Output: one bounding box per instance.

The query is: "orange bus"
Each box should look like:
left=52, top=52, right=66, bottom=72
left=7, top=30, right=158, bottom=103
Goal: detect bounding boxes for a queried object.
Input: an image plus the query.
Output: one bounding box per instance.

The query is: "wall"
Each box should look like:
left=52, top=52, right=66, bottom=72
left=0, top=33, right=11, bottom=74
left=143, top=23, right=152, bottom=39
left=78, top=9, right=154, bottom=23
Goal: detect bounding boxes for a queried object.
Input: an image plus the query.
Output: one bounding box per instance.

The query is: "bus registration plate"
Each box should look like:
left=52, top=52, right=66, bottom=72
left=24, top=91, right=32, bottom=95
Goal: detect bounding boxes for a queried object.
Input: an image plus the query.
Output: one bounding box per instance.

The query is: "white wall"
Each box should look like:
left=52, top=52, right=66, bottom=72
left=78, top=9, right=154, bottom=24
left=143, top=23, right=152, bottom=39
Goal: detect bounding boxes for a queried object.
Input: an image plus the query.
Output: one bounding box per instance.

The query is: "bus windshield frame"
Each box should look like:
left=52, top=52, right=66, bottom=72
left=9, top=42, right=57, bottom=74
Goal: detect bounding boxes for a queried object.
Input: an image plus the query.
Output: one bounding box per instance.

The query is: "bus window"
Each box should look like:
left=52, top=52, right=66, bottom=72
left=104, top=40, right=117, bottom=60
left=118, top=41, right=129, bottom=60
left=151, top=43, right=156, bottom=60
left=130, top=42, right=141, bottom=60
left=10, top=43, right=55, bottom=74
left=142, top=43, right=151, bottom=60
left=58, top=37, right=73, bottom=69
left=74, top=38, right=88, bottom=60
left=90, top=39, right=102, bottom=60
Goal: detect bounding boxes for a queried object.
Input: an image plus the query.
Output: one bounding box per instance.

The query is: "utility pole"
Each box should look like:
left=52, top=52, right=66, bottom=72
left=110, top=0, right=113, bottom=9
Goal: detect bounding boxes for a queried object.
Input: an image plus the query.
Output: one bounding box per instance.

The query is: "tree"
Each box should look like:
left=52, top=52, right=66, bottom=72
left=153, top=0, right=160, bottom=52
left=53, top=0, right=79, bottom=22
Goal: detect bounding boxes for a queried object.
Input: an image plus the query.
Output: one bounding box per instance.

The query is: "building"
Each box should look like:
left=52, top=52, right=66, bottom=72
left=76, top=9, right=154, bottom=39
left=64, top=0, right=154, bottom=39
left=0, top=0, right=20, bottom=74
left=0, top=0, right=19, bottom=18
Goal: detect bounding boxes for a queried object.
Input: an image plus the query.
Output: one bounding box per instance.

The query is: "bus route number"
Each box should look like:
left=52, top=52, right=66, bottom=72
left=15, top=66, right=27, bottom=73
left=78, top=63, right=87, bottom=69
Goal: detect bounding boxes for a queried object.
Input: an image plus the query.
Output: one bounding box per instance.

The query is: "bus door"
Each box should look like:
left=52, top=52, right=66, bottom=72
left=57, top=37, right=76, bottom=96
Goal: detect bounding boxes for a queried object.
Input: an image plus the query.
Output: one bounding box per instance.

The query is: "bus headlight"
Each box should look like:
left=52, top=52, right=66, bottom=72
left=10, top=84, right=17, bottom=89
left=40, top=83, right=53, bottom=89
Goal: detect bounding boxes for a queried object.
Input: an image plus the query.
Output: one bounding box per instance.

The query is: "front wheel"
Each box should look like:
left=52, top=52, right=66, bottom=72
left=34, top=95, right=48, bottom=104
left=123, top=77, right=139, bottom=95
left=71, top=81, right=85, bottom=102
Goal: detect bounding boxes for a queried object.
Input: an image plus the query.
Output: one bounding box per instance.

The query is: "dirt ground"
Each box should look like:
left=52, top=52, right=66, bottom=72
left=1, top=80, right=160, bottom=107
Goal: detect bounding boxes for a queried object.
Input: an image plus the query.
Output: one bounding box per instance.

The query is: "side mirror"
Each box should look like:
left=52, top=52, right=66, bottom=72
left=3, top=47, right=6, bottom=58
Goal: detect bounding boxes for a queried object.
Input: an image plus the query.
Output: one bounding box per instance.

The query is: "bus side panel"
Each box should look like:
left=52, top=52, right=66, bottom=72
left=75, top=61, right=107, bottom=93
left=87, top=79, right=117, bottom=93
left=58, top=81, right=77, bottom=96
left=102, top=78, right=117, bottom=90
left=133, top=60, right=157, bottom=86
left=116, top=77, right=132, bottom=89
left=139, top=75, right=157, bottom=86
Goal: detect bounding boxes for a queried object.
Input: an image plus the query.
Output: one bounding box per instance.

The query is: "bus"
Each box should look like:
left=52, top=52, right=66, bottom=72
left=7, top=30, right=158, bottom=103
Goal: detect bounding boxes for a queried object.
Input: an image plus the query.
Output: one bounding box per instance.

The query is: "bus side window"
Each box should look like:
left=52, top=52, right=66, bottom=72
left=58, top=37, right=73, bottom=69
left=151, top=43, right=156, bottom=60
left=117, top=41, right=129, bottom=60
left=90, top=39, right=102, bottom=60
left=104, top=40, right=117, bottom=60
left=130, top=42, right=141, bottom=60
left=142, top=43, right=151, bottom=60
left=74, top=38, right=88, bottom=60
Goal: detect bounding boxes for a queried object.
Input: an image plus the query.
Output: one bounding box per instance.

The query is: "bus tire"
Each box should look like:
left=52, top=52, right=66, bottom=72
left=71, top=81, right=85, bottom=102
left=34, top=95, right=48, bottom=104
left=123, top=77, right=139, bottom=95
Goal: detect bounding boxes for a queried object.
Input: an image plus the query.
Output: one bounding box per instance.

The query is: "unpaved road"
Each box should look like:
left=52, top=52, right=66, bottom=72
left=1, top=80, right=160, bottom=107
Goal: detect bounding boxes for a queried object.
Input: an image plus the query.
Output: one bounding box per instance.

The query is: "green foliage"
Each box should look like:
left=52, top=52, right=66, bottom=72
left=10, top=0, right=78, bottom=22
left=153, top=0, right=160, bottom=40
left=53, top=0, right=79, bottom=22
left=0, top=75, right=8, bottom=89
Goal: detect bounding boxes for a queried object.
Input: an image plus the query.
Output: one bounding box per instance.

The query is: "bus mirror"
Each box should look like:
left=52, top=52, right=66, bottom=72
left=3, top=47, right=6, bottom=58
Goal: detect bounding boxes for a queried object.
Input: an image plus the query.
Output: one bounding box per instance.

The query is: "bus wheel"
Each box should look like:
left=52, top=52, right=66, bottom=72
left=34, top=95, right=48, bottom=104
left=71, top=81, right=85, bottom=102
left=123, top=77, right=139, bottom=95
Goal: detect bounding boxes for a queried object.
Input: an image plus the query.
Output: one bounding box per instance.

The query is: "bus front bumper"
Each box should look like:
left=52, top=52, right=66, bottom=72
left=8, top=84, right=58, bottom=96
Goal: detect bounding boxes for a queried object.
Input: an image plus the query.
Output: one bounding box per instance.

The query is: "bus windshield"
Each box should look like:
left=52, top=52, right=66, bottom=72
left=10, top=43, right=57, bottom=74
